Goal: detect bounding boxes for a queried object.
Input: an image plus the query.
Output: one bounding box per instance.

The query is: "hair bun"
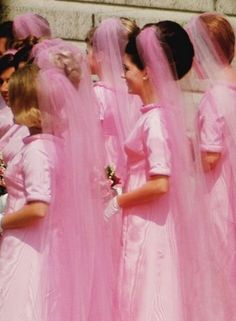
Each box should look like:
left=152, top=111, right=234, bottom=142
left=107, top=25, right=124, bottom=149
left=53, top=50, right=82, bottom=87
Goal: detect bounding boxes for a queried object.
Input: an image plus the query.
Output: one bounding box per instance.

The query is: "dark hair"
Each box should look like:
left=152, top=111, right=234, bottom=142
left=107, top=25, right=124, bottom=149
left=125, top=21, right=194, bottom=80
left=13, top=45, right=34, bottom=69
left=85, top=27, right=97, bottom=46
left=125, top=32, right=144, bottom=70
left=0, top=54, right=16, bottom=75
left=0, top=21, right=14, bottom=49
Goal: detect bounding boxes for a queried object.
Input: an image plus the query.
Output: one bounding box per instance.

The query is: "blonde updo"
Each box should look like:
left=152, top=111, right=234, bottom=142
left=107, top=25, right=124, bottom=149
left=9, top=64, right=41, bottom=128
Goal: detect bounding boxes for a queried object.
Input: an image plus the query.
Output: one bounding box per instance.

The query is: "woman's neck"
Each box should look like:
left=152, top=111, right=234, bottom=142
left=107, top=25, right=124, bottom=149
left=222, top=65, right=236, bottom=84
left=140, top=83, right=159, bottom=105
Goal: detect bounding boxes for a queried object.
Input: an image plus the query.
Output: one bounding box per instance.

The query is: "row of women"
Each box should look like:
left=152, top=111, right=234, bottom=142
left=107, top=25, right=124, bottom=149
left=0, top=10, right=235, bottom=321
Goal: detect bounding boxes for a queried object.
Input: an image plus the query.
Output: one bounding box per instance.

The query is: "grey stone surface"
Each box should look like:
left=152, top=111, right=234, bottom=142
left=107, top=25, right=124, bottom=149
left=62, top=0, right=215, bottom=12
left=94, top=8, right=197, bottom=28
left=216, top=0, right=236, bottom=15
left=1, top=0, right=236, bottom=43
left=0, top=0, right=105, bottom=40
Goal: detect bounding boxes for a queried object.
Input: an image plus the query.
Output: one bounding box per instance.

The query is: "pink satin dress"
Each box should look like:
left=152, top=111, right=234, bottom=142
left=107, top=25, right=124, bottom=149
left=94, top=81, right=121, bottom=169
left=0, top=106, right=14, bottom=139
left=198, top=84, right=236, bottom=265
left=119, top=104, right=182, bottom=321
left=0, top=134, right=58, bottom=321
left=0, top=124, right=29, bottom=164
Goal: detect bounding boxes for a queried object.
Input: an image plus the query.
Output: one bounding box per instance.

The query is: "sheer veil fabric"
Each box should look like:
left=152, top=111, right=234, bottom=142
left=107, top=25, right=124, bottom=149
left=13, top=13, right=52, bottom=39
left=34, top=41, right=118, bottom=321
left=93, top=18, right=141, bottom=177
left=186, top=14, right=236, bottom=320
left=134, top=26, right=229, bottom=321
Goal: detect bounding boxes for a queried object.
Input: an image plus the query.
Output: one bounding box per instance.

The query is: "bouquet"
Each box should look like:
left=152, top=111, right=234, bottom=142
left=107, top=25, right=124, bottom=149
left=105, top=164, right=122, bottom=195
left=0, top=156, right=7, bottom=196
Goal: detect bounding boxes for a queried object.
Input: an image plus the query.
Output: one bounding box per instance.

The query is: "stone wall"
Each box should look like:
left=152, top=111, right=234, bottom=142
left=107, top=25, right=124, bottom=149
left=0, top=0, right=236, bottom=45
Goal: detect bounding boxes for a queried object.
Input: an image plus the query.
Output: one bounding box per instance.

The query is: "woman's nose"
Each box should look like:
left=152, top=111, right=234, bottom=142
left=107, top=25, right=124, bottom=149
left=1, top=81, right=7, bottom=92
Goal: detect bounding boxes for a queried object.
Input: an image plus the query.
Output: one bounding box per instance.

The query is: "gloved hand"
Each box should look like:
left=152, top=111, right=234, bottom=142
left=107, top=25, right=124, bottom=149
left=112, top=184, right=122, bottom=196
left=104, top=196, right=121, bottom=221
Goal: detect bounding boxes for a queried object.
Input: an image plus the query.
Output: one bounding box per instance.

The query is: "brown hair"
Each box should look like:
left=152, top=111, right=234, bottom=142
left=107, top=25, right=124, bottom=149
left=85, top=27, right=97, bottom=46
left=9, top=63, right=41, bottom=128
left=199, top=13, right=235, bottom=64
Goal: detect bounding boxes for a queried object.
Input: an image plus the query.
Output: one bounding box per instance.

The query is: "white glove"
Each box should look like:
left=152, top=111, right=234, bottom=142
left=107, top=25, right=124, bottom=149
left=0, top=193, right=8, bottom=213
left=104, top=196, right=121, bottom=221
left=112, top=184, right=123, bottom=196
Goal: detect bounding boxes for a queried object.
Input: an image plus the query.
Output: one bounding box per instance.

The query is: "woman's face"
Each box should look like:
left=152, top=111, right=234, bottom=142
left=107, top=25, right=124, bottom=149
left=86, top=45, right=99, bottom=75
left=123, top=53, right=146, bottom=95
left=0, top=66, right=15, bottom=105
left=0, top=38, right=7, bottom=56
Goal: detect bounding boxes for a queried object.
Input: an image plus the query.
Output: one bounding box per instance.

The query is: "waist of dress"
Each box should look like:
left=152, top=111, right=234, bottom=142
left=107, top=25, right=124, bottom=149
left=126, top=160, right=146, bottom=174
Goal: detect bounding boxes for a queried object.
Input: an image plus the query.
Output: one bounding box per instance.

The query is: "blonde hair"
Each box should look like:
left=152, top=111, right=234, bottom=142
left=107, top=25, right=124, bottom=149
left=9, top=63, right=41, bottom=128
left=200, top=13, right=235, bottom=64
left=85, top=18, right=139, bottom=46
left=120, top=17, right=139, bottom=38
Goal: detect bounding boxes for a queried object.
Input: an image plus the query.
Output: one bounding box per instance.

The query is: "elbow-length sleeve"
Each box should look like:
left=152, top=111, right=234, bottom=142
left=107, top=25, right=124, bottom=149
left=22, top=142, right=53, bottom=204
left=143, top=110, right=171, bottom=177
left=198, top=92, right=224, bottom=153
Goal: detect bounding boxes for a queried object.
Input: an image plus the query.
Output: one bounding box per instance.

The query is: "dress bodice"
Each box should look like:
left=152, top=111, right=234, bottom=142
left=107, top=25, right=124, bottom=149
left=93, top=81, right=118, bottom=136
left=4, top=134, right=59, bottom=213
left=0, top=124, right=29, bottom=163
left=124, top=104, right=171, bottom=178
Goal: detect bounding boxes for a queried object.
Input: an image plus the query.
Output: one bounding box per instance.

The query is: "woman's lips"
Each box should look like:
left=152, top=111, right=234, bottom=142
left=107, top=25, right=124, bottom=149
left=1, top=93, right=8, bottom=104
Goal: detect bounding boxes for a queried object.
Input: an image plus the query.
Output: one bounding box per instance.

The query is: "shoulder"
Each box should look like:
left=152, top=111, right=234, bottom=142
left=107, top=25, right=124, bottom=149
left=142, top=108, right=164, bottom=131
left=23, top=135, right=60, bottom=167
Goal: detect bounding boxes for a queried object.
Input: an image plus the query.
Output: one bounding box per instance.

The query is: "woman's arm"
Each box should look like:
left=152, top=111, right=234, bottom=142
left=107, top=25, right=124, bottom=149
left=201, top=151, right=221, bottom=172
left=117, top=174, right=169, bottom=208
left=1, top=201, right=48, bottom=230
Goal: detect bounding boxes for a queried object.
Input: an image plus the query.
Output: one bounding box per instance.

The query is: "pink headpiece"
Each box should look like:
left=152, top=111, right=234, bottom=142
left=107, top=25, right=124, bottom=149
left=35, top=41, right=117, bottom=320
left=136, top=26, right=235, bottom=320
left=13, top=13, right=51, bottom=39
left=92, top=18, right=141, bottom=179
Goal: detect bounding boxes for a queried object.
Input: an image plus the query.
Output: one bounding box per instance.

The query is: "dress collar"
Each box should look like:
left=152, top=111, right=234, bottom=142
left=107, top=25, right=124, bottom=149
left=93, top=80, right=113, bottom=91
left=140, top=103, right=162, bottom=113
left=23, top=133, right=59, bottom=144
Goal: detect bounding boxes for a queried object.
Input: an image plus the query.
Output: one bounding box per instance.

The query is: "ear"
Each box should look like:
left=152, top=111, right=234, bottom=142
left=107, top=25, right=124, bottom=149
left=142, top=67, right=149, bottom=81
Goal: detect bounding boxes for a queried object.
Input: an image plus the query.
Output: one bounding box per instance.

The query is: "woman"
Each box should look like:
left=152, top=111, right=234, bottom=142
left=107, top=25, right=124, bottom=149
left=187, top=13, right=236, bottom=320
left=0, top=64, right=59, bottom=321
left=104, top=21, right=195, bottom=321
left=0, top=41, right=117, bottom=320
left=87, top=18, right=141, bottom=178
